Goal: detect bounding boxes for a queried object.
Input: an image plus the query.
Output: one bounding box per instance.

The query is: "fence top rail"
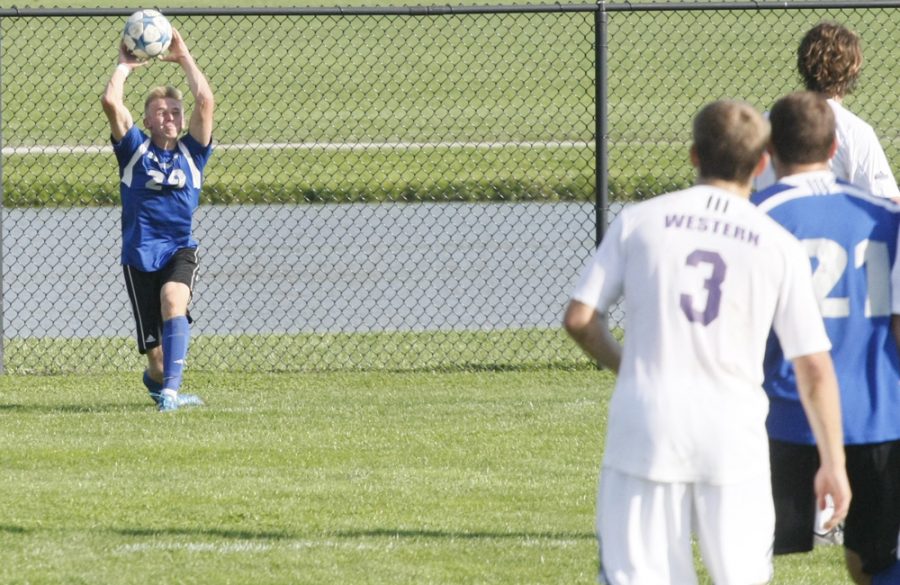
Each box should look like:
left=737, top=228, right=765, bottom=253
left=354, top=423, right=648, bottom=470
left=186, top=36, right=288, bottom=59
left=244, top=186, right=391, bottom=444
left=599, top=0, right=900, bottom=10
left=1, top=1, right=899, bottom=18
left=0, top=4, right=591, bottom=17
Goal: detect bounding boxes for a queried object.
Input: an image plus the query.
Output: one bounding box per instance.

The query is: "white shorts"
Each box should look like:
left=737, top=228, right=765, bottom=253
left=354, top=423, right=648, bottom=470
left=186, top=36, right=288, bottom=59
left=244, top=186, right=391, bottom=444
left=597, top=467, right=774, bottom=585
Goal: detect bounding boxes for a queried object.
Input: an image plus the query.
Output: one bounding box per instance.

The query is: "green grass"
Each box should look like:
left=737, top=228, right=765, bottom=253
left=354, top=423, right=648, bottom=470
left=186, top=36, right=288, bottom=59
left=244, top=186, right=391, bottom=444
left=2, top=5, right=896, bottom=206
left=0, top=368, right=854, bottom=584
left=0, top=3, right=888, bottom=580
left=3, top=144, right=597, bottom=207
left=1, top=11, right=598, bottom=206
left=3, top=328, right=587, bottom=375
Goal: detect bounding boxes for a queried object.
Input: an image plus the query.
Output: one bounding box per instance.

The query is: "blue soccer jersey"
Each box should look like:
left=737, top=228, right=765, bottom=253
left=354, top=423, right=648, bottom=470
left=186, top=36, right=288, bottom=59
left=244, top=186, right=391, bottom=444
left=752, top=170, right=900, bottom=445
left=113, top=125, right=213, bottom=272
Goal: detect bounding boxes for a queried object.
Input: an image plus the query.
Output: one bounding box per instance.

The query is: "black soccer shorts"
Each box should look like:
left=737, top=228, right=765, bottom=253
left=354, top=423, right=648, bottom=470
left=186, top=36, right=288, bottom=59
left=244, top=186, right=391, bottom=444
left=843, top=439, right=900, bottom=575
left=770, top=437, right=900, bottom=574
left=769, top=439, right=820, bottom=555
left=123, top=247, right=198, bottom=354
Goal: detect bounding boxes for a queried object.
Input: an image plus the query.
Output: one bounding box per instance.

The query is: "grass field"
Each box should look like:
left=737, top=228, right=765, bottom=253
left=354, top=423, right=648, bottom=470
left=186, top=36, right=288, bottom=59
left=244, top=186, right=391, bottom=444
left=2, top=329, right=588, bottom=375
left=1, top=3, right=897, bottom=206
left=0, top=2, right=895, bottom=581
left=0, top=368, right=854, bottom=584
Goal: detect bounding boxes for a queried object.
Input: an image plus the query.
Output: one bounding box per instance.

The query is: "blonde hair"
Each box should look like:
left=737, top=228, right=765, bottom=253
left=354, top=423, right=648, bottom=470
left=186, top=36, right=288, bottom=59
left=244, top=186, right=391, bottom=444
left=144, top=85, right=183, bottom=116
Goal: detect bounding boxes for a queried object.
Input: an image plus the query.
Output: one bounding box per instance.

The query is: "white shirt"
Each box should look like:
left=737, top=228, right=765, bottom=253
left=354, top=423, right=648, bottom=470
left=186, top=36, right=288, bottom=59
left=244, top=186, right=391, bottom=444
left=755, top=99, right=900, bottom=199
left=571, top=185, right=830, bottom=484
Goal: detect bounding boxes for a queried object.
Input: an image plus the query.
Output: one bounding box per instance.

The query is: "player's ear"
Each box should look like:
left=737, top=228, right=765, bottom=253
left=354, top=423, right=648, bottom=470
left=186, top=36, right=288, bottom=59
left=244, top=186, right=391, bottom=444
left=753, top=151, right=770, bottom=178
left=689, top=145, right=700, bottom=169
left=828, top=137, right=838, bottom=160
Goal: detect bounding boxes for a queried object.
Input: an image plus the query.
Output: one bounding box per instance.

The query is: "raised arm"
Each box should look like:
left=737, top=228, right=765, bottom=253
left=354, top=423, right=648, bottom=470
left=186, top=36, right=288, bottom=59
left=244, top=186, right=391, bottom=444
left=162, top=28, right=214, bottom=146
left=791, top=351, right=851, bottom=531
left=100, top=43, right=145, bottom=141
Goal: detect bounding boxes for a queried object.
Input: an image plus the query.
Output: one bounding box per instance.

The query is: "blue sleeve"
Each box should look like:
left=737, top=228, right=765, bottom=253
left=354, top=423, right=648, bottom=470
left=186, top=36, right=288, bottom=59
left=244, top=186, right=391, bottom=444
left=180, top=133, right=214, bottom=171
left=111, top=125, right=146, bottom=169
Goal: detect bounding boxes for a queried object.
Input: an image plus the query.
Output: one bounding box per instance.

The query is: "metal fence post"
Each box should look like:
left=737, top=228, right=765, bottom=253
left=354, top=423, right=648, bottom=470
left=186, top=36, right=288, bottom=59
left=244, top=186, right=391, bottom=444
left=595, top=0, right=608, bottom=248
left=0, top=17, right=5, bottom=375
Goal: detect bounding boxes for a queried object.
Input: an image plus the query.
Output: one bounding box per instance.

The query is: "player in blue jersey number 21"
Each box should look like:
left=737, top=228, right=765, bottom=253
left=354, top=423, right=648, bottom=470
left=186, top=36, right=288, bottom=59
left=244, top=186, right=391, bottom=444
left=101, top=27, right=215, bottom=412
left=752, top=91, right=900, bottom=585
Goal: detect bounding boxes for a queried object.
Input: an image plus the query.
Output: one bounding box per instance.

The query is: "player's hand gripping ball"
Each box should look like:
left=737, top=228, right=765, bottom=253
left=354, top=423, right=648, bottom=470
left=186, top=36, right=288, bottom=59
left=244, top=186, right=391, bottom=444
left=122, top=10, right=172, bottom=60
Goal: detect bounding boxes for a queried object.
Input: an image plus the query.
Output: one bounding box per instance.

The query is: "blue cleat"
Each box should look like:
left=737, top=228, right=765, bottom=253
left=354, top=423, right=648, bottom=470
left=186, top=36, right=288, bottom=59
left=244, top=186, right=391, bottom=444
left=176, top=393, right=205, bottom=408
left=158, top=392, right=179, bottom=413
left=148, top=391, right=163, bottom=406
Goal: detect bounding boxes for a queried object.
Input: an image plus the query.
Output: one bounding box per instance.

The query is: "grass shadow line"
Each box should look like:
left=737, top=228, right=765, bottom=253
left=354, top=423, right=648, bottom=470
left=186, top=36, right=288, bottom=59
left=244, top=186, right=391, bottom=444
left=0, top=403, right=149, bottom=414
left=112, top=526, right=594, bottom=542
left=331, top=528, right=595, bottom=541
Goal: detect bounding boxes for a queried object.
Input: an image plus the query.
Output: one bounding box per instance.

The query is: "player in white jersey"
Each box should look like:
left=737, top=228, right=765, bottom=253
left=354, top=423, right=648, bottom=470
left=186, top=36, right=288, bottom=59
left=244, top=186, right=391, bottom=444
left=754, top=22, right=899, bottom=199
left=564, top=100, right=851, bottom=585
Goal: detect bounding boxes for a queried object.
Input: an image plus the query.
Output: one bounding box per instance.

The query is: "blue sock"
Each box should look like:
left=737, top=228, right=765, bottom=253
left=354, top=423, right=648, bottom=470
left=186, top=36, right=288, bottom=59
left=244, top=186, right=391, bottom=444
left=142, top=370, right=163, bottom=394
left=872, top=560, right=900, bottom=585
left=162, top=316, right=190, bottom=392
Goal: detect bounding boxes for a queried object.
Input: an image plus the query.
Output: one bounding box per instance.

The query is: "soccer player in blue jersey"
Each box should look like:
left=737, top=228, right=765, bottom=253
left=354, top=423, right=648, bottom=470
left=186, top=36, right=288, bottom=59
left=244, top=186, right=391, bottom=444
left=752, top=91, right=900, bottom=585
left=101, top=28, right=215, bottom=412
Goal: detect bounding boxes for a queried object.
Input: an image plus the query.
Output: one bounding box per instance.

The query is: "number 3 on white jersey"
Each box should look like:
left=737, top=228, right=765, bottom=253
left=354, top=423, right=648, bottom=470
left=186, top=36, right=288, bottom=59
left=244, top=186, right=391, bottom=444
left=803, top=238, right=890, bottom=318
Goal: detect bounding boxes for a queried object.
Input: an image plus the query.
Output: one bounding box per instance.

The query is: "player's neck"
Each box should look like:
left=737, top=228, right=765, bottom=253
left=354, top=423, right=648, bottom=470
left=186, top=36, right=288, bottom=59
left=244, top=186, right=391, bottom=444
left=696, top=177, right=752, bottom=199
left=151, top=136, right=178, bottom=151
left=774, top=161, right=830, bottom=179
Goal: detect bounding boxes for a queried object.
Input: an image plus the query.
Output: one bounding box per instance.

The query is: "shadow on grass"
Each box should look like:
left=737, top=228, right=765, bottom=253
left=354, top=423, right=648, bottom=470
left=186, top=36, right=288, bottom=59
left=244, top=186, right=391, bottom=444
left=114, top=527, right=296, bottom=541
left=333, top=528, right=595, bottom=541
left=382, top=361, right=595, bottom=374
left=113, top=526, right=594, bottom=542
left=0, top=403, right=150, bottom=414
left=0, top=525, right=29, bottom=534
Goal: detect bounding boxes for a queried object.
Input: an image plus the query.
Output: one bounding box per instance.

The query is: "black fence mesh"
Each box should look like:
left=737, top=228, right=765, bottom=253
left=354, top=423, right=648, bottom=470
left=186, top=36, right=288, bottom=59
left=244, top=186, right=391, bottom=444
left=1, top=3, right=898, bottom=374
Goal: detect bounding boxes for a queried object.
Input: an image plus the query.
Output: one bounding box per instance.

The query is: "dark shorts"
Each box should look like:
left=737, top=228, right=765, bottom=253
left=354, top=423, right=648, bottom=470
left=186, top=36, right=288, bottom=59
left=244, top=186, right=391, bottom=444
left=123, top=248, right=198, bottom=354
left=770, top=438, right=900, bottom=574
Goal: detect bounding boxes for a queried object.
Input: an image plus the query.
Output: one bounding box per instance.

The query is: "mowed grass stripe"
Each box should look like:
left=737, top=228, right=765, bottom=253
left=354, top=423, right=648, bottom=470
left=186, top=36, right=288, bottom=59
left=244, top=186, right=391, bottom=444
left=0, top=369, right=853, bottom=584
left=0, top=369, right=604, bottom=584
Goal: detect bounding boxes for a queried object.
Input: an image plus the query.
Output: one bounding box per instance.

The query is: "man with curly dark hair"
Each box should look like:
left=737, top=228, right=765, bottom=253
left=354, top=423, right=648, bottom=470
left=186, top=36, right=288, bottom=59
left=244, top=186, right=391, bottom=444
left=755, top=22, right=899, bottom=200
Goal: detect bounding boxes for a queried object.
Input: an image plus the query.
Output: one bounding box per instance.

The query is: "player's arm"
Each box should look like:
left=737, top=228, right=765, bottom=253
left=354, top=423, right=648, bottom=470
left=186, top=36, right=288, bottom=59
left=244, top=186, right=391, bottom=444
left=162, top=28, right=214, bottom=147
left=791, top=351, right=851, bottom=530
left=891, top=316, right=900, bottom=357
left=100, top=43, right=144, bottom=141
left=563, top=301, right=621, bottom=373
left=889, top=228, right=900, bottom=346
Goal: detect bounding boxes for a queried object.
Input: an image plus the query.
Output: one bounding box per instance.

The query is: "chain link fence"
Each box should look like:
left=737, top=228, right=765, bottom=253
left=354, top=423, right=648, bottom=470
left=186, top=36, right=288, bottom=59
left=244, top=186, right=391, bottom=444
left=1, top=2, right=899, bottom=374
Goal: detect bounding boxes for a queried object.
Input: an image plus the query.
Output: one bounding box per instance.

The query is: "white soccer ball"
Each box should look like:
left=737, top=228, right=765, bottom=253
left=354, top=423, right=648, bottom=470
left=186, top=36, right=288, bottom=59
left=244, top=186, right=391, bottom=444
left=122, top=10, right=173, bottom=60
